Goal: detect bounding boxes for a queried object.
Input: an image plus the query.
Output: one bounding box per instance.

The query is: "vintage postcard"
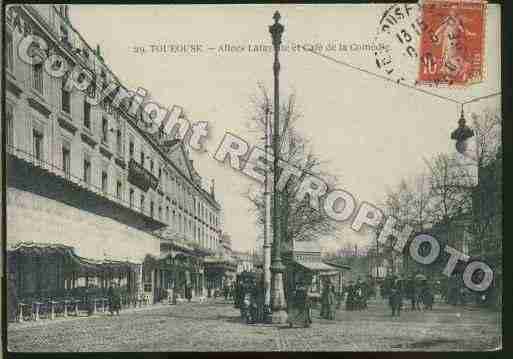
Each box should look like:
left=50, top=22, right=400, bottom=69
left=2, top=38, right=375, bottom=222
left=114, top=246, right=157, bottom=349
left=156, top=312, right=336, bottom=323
left=2, top=2, right=502, bottom=353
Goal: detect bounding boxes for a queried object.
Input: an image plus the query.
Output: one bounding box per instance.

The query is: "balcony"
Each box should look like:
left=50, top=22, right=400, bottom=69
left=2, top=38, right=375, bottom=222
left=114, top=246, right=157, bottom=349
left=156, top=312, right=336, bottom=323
left=57, top=112, right=78, bottom=135
left=99, top=142, right=113, bottom=160
left=6, top=145, right=166, bottom=232
left=127, top=159, right=159, bottom=192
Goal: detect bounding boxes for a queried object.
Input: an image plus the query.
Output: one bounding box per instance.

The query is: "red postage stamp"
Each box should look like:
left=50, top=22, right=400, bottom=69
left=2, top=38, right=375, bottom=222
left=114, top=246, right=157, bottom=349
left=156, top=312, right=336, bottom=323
left=417, top=0, right=486, bottom=86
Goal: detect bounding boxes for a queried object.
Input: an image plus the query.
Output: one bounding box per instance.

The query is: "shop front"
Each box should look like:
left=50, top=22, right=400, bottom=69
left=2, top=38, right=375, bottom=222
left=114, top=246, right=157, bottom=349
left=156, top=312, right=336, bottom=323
left=204, top=255, right=237, bottom=297
left=6, top=242, right=142, bottom=321
left=6, top=169, right=162, bottom=321
left=282, top=240, right=344, bottom=304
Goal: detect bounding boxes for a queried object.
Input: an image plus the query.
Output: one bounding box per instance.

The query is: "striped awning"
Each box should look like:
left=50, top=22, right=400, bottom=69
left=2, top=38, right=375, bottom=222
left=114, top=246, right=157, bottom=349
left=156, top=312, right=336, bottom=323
left=294, top=260, right=338, bottom=272
left=9, top=242, right=138, bottom=273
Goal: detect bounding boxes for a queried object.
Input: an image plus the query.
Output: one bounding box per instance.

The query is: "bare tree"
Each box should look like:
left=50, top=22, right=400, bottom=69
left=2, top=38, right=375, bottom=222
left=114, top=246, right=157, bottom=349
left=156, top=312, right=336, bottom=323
left=244, top=84, right=340, bottom=245
left=465, top=110, right=502, bottom=259
left=423, top=153, right=474, bottom=227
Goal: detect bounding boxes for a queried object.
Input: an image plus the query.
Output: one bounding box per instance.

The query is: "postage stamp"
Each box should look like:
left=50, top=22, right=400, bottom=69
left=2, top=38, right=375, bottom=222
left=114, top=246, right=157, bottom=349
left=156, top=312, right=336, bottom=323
left=417, top=0, right=487, bottom=86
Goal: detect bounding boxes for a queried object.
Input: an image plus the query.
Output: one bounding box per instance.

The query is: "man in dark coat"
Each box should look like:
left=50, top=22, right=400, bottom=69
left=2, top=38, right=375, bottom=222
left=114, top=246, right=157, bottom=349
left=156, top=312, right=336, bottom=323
left=234, top=275, right=241, bottom=308
left=320, top=282, right=330, bottom=319
left=185, top=282, right=193, bottom=302
left=404, top=278, right=415, bottom=311
left=389, top=278, right=403, bottom=317
left=345, top=282, right=355, bottom=311
left=223, top=282, right=230, bottom=300
left=421, top=281, right=434, bottom=310
left=108, top=282, right=121, bottom=315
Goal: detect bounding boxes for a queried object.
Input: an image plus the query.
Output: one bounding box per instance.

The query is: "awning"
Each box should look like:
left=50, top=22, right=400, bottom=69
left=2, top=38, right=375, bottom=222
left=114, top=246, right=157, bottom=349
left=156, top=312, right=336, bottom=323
left=293, top=260, right=338, bottom=272
left=8, top=242, right=138, bottom=273
left=319, top=271, right=340, bottom=276
left=323, top=261, right=351, bottom=270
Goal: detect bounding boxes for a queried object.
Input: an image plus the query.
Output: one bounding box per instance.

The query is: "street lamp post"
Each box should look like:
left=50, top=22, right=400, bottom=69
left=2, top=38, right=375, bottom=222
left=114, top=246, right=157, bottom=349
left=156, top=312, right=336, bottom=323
left=269, top=11, right=288, bottom=324
left=263, top=106, right=272, bottom=320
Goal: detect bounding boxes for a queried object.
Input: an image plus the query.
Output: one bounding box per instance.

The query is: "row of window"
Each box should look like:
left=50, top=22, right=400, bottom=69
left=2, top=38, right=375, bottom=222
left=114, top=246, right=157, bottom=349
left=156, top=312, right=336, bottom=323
left=6, top=26, right=220, bottom=227
left=128, top=138, right=219, bottom=228
left=5, top=22, right=221, bottom=249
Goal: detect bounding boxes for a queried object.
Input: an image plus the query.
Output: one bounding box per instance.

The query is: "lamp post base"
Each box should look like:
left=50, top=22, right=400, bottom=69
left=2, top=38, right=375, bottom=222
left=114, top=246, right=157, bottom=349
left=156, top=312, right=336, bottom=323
left=270, top=268, right=288, bottom=324
left=271, top=309, right=288, bottom=324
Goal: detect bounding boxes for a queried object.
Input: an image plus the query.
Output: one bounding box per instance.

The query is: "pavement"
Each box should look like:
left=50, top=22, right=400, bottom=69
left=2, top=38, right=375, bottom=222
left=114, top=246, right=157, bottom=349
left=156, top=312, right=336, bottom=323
left=7, top=298, right=501, bottom=352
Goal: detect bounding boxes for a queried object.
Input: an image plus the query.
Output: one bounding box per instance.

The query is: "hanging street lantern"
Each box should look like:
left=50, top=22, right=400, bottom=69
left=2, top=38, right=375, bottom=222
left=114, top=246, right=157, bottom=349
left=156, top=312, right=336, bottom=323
left=451, top=107, right=475, bottom=155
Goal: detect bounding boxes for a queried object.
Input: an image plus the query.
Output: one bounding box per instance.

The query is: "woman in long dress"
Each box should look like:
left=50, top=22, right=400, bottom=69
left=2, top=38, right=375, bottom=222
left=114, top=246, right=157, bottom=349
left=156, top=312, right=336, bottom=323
left=288, top=281, right=312, bottom=328
left=327, top=284, right=337, bottom=320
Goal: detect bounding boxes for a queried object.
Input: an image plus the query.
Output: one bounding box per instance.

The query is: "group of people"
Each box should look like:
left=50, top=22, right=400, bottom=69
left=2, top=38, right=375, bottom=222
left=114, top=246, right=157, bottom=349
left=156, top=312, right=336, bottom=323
left=234, top=271, right=268, bottom=324
left=344, top=279, right=370, bottom=311
left=230, top=270, right=438, bottom=325
left=386, top=276, right=435, bottom=317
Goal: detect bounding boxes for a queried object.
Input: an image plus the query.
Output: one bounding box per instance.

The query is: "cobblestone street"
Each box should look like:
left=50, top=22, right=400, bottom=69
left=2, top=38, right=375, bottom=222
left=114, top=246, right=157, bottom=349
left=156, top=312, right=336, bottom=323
left=8, top=298, right=501, bottom=352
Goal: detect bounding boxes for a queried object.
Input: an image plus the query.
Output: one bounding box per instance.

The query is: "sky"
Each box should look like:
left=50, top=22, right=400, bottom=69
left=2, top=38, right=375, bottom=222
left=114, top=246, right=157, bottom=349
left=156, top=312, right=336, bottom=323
left=69, top=4, right=501, bottom=253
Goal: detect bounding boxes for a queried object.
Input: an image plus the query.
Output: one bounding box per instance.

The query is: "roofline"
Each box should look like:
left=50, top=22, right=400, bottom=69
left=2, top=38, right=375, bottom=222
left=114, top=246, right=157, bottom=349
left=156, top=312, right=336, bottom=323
left=20, top=5, right=219, bottom=210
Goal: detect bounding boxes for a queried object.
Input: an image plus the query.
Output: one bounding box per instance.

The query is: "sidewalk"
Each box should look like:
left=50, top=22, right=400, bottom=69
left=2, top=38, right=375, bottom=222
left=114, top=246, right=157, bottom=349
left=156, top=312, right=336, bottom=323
left=8, top=297, right=214, bottom=329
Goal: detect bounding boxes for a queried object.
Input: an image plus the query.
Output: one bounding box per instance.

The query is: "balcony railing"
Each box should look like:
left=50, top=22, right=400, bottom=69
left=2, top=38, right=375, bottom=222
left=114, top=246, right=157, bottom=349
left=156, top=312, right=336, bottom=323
left=6, top=145, right=165, bottom=225
left=127, top=159, right=159, bottom=192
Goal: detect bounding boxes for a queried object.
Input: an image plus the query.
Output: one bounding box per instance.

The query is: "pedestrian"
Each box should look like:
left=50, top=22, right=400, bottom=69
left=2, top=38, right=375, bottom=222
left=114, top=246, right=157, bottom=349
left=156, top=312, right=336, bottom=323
left=389, top=277, right=403, bottom=317
left=355, top=279, right=365, bottom=311
left=247, top=279, right=257, bottom=324
left=320, top=281, right=330, bottom=319
left=185, top=282, right=193, bottom=302
left=345, top=282, right=355, bottom=311
left=288, top=279, right=312, bottom=328
left=85, top=284, right=94, bottom=316
left=223, top=282, right=229, bottom=300
left=414, top=280, right=423, bottom=311
left=405, top=278, right=415, bottom=311
left=255, top=276, right=265, bottom=323
left=240, top=281, right=251, bottom=323
left=327, top=284, right=337, bottom=320
left=230, top=282, right=235, bottom=301
left=108, top=282, right=121, bottom=316
left=421, top=281, right=434, bottom=310
left=234, top=276, right=241, bottom=309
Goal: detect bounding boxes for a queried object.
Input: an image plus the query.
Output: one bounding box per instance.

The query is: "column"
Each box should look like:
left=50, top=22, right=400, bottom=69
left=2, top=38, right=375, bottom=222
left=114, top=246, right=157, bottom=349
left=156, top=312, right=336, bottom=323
left=137, top=264, right=143, bottom=305
left=150, top=268, right=155, bottom=304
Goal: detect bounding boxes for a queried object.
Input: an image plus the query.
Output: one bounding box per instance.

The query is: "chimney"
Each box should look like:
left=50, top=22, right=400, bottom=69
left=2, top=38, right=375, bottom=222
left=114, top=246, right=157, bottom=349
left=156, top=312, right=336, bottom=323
left=64, top=5, right=69, bottom=20
left=96, top=44, right=101, bottom=57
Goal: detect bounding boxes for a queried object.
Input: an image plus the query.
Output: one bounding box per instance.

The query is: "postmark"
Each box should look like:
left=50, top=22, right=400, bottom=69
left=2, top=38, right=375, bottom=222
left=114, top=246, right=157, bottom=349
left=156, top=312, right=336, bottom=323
left=374, top=3, right=425, bottom=85
left=417, top=0, right=487, bottom=86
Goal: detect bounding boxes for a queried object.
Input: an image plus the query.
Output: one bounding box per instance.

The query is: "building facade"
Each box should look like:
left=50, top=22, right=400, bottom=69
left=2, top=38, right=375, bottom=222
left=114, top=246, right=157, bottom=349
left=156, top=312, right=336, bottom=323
left=4, top=4, right=222, bottom=318
left=204, top=233, right=237, bottom=296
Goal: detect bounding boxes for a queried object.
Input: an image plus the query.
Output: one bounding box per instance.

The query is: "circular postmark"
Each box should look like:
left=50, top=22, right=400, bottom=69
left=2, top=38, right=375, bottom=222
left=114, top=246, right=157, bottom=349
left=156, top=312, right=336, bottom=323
left=374, top=3, right=424, bottom=85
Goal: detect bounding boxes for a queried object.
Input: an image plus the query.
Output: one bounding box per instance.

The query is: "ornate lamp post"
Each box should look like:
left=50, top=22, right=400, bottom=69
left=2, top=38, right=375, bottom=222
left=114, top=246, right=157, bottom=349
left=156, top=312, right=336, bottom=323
left=269, top=11, right=288, bottom=324
left=263, top=106, right=272, bottom=322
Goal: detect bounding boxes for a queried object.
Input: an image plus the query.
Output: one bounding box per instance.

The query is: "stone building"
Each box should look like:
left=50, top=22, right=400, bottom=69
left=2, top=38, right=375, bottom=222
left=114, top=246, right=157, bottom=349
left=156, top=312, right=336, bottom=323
left=4, top=4, right=222, bottom=316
